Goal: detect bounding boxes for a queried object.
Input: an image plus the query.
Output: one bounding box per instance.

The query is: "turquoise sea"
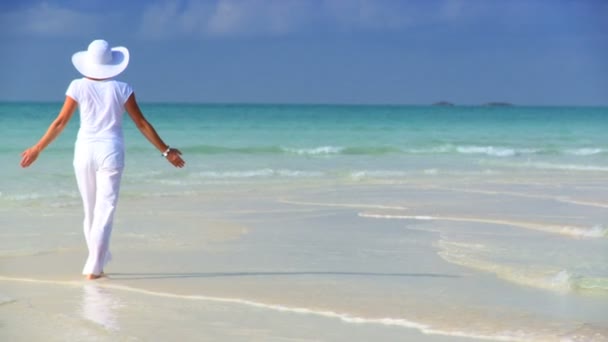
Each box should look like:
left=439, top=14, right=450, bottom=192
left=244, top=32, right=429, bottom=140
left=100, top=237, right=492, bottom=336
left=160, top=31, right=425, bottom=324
left=1, top=102, right=608, bottom=341
left=2, top=103, right=608, bottom=200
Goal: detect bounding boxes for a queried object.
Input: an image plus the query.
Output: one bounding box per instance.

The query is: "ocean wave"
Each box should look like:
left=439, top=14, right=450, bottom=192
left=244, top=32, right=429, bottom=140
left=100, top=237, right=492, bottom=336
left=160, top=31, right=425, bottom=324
left=281, top=145, right=402, bottom=156
left=281, top=199, right=408, bottom=210
left=437, top=239, right=608, bottom=295
left=349, top=169, right=502, bottom=179
left=183, top=144, right=400, bottom=156
left=143, top=143, right=607, bottom=159
left=565, top=148, right=604, bottom=156
left=437, top=240, right=571, bottom=293
left=359, top=212, right=607, bottom=239
left=574, top=277, right=608, bottom=293
left=455, top=145, right=537, bottom=157
left=479, top=160, right=608, bottom=172
left=192, top=169, right=324, bottom=179
left=0, top=191, right=79, bottom=202
left=359, top=213, right=434, bottom=220
left=520, top=162, right=608, bottom=172
left=282, top=146, right=344, bottom=155
left=0, top=294, right=16, bottom=306
left=350, top=170, right=410, bottom=180
left=408, top=145, right=453, bottom=154
left=181, top=145, right=283, bottom=155
left=560, top=225, right=608, bottom=238
left=342, top=146, right=402, bottom=155
left=0, top=276, right=539, bottom=342
left=407, top=144, right=539, bottom=157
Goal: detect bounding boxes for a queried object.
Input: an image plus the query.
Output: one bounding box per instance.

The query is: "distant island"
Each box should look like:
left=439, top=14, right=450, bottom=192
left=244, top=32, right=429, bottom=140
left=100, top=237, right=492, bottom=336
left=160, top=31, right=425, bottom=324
left=483, top=102, right=513, bottom=107
left=430, top=101, right=514, bottom=107
left=432, top=101, right=455, bottom=106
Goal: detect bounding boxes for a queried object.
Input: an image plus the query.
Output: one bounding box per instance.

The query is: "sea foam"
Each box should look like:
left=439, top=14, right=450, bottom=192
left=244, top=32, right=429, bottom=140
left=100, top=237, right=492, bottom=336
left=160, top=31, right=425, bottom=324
left=192, top=169, right=324, bottom=179
left=360, top=212, right=607, bottom=239
left=0, top=294, right=16, bottom=306
left=436, top=239, right=575, bottom=293
left=565, top=148, right=603, bottom=156
left=282, top=146, right=344, bottom=155
left=456, top=146, right=521, bottom=157
left=560, top=225, right=608, bottom=238
left=0, top=276, right=529, bottom=341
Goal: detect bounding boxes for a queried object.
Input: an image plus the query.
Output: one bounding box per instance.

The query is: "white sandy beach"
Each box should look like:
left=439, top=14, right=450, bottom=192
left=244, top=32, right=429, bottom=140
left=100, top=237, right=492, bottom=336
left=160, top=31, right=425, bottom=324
left=2, top=174, right=608, bottom=341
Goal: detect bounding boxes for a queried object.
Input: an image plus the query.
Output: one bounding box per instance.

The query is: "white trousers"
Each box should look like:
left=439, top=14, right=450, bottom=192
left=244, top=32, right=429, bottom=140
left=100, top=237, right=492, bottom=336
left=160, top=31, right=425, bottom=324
left=74, top=140, right=124, bottom=275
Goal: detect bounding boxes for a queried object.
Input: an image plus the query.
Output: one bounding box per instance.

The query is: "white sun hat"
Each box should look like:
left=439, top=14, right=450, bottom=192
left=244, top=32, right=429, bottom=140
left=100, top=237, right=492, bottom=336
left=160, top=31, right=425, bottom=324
left=71, top=39, right=129, bottom=79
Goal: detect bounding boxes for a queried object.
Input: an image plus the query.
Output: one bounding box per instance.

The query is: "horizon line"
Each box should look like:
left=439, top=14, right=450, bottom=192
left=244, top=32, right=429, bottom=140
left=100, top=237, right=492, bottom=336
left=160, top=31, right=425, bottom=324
left=0, top=100, right=606, bottom=108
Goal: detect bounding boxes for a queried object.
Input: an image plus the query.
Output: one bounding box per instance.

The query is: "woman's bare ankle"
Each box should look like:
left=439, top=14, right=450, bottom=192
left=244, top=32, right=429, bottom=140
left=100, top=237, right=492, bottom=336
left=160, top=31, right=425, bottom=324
left=85, top=274, right=103, bottom=280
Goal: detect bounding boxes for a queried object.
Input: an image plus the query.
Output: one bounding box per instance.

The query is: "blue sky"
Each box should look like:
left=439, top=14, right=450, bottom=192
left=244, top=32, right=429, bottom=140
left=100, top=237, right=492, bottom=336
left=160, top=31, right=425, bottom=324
left=0, top=0, right=606, bottom=105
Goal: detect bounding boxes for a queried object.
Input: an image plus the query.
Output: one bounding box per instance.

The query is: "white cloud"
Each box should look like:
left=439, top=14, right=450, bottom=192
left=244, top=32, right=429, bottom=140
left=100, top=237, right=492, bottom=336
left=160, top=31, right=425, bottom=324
left=322, top=0, right=412, bottom=31
left=206, top=0, right=247, bottom=35
left=0, top=2, right=104, bottom=37
left=138, top=0, right=190, bottom=38
left=138, top=0, right=310, bottom=38
left=9, top=0, right=563, bottom=41
left=137, top=0, right=418, bottom=39
left=206, top=0, right=314, bottom=36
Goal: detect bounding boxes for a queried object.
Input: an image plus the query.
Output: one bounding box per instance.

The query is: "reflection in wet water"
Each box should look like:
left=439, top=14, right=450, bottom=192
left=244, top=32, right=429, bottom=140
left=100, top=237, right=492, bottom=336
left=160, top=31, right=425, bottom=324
left=81, top=284, right=121, bottom=331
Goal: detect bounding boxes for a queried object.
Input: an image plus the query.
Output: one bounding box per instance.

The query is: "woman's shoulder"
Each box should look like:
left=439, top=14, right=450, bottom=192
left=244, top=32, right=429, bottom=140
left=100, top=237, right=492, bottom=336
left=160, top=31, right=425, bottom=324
left=110, top=79, right=130, bottom=85
left=68, top=77, right=85, bottom=86
left=109, top=79, right=134, bottom=100
left=66, top=78, right=85, bottom=95
left=109, top=79, right=132, bottom=89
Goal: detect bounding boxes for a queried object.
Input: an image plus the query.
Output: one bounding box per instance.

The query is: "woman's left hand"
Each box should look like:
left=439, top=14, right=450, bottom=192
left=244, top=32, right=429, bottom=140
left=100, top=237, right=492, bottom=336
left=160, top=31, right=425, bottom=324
left=20, top=146, right=41, bottom=168
left=166, top=148, right=185, bottom=168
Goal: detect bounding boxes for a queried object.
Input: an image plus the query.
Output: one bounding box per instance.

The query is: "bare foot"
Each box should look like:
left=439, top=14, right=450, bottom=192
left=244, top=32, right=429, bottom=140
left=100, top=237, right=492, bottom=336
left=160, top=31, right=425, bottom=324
left=85, top=273, right=104, bottom=280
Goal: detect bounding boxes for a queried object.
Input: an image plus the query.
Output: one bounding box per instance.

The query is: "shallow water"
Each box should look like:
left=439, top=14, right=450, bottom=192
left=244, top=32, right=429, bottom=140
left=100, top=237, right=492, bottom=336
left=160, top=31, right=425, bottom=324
left=1, top=103, right=607, bottom=340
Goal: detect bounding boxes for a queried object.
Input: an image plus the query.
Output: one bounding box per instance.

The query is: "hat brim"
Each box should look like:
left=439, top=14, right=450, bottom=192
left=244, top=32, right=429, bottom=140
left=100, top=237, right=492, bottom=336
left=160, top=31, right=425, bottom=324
left=72, top=46, right=129, bottom=79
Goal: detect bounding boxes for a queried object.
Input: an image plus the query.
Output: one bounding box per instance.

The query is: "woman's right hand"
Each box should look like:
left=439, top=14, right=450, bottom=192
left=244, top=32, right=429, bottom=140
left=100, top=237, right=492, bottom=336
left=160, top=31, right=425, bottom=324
left=166, top=148, right=185, bottom=168
left=20, top=146, right=41, bottom=168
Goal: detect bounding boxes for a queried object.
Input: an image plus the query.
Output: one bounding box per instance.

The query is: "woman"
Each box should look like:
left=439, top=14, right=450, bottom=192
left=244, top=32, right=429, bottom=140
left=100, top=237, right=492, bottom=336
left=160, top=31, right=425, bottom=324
left=20, top=39, right=185, bottom=280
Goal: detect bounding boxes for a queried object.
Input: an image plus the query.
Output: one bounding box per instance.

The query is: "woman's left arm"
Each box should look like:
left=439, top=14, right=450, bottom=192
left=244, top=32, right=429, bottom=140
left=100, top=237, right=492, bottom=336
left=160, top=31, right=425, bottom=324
left=20, top=96, right=78, bottom=168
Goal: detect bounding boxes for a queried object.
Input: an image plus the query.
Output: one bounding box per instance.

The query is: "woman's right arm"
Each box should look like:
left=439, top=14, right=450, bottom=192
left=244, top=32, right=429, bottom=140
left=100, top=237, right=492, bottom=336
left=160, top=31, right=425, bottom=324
left=20, top=96, right=77, bottom=168
left=124, top=93, right=185, bottom=168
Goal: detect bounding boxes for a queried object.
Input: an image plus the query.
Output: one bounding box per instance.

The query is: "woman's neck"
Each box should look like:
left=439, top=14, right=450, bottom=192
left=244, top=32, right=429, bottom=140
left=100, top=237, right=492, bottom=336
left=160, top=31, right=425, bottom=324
left=85, top=77, right=109, bottom=81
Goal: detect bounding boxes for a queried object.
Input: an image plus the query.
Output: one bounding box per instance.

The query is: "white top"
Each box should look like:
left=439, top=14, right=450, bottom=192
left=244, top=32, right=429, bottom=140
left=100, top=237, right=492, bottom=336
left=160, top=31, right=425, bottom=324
left=66, top=78, right=133, bottom=142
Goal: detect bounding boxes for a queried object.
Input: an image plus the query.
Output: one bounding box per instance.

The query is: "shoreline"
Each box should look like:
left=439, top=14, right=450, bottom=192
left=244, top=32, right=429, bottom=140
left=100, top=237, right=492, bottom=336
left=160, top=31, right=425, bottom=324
left=2, top=181, right=608, bottom=341
left=0, top=275, right=503, bottom=342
